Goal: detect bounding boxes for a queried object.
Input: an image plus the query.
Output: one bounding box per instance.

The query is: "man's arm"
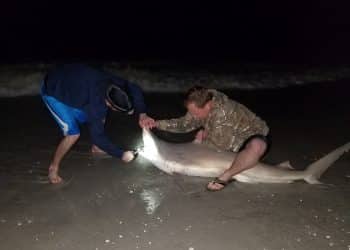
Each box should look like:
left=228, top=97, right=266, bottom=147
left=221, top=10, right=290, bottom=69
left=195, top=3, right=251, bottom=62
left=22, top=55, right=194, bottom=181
left=88, top=119, right=125, bottom=158
left=124, top=82, right=157, bottom=128
left=87, top=79, right=126, bottom=159
left=110, top=76, right=157, bottom=128
left=157, top=112, right=202, bottom=133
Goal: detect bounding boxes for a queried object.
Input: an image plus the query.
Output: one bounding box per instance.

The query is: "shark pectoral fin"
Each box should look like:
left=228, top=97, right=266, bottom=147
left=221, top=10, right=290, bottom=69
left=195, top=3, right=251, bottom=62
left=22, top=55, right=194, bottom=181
left=157, top=169, right=174, bottom=175
left=304, top=176, right=323, bottom=184
left=157, top=167, right=173, bottom=175
left=277, top=161, right=294, bottom=169
left=162, top=168, right=174, bottom=175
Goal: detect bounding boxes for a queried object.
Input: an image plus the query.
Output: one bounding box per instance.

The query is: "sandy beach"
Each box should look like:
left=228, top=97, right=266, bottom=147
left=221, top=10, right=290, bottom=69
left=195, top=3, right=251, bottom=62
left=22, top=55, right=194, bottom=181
left=0, top=80, right=349, bottom=250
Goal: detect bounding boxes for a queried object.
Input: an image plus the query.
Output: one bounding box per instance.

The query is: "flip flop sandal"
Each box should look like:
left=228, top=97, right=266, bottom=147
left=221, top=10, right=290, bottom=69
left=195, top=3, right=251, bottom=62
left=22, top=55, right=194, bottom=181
left=207, top=177, right=233, bottom=192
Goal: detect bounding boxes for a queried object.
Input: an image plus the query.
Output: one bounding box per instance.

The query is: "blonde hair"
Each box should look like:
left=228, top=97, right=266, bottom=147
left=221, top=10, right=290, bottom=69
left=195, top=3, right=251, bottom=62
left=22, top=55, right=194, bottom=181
left=184, top=86, right=213, bottom=108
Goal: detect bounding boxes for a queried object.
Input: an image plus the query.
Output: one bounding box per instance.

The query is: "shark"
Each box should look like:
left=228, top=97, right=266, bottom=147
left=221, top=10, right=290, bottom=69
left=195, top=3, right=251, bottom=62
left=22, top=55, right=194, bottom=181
left=138, top=128, right=350, bottom=184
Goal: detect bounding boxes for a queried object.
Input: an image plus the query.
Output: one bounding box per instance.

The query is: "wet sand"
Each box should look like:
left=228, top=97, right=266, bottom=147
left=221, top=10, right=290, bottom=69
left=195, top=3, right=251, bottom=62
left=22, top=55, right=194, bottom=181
left=0, top=80, right=349, bottom=250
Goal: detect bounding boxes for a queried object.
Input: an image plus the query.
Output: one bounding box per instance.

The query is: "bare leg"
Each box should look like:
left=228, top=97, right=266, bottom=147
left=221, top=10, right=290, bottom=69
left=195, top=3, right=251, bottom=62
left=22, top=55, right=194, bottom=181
left=49, top=134, right=80, bottom=184
left=207, top=138, right=267, bottom=191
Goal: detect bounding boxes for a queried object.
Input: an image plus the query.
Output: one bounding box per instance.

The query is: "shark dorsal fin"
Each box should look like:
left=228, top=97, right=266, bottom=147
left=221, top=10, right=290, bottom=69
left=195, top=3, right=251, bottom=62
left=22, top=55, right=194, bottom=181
left=278, top=161, right=294, bottom=169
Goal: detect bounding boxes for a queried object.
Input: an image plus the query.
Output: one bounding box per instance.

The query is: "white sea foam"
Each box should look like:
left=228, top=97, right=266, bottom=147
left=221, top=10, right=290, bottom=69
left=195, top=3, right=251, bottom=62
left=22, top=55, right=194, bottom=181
left=0, top=62, right=349, bottom=97
left=0, top=63, right=50, bottom=97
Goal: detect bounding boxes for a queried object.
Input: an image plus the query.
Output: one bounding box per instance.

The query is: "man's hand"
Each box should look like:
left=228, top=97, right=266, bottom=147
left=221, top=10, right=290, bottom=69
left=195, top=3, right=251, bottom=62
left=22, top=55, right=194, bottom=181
left=139, top=113, right=156, bottom=129
left=122, top=151, right=135, bottom=163
left=194, top=129, right=208, bottom=144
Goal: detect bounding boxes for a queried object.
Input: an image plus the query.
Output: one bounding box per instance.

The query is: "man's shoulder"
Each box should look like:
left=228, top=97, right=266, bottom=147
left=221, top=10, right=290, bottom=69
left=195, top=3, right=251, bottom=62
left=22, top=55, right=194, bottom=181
left=210, top=89, right=238, bottom=105
left=209, top=89, right=230, bottom=99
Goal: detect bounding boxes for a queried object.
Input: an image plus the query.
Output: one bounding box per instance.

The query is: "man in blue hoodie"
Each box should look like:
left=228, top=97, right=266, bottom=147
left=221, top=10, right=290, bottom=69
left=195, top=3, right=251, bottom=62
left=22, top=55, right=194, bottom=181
left=41, top=64, right=155, bottom=184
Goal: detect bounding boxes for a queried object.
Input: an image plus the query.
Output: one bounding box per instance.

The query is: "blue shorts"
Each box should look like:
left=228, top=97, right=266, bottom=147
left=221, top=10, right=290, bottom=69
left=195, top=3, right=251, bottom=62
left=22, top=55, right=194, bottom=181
left=41, top=92, right=87, bottom=136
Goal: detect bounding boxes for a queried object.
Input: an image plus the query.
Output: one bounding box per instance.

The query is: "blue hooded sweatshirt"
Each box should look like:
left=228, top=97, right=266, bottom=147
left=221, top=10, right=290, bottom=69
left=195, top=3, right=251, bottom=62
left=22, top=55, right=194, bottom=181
left=41, top=63, right=147, bottom=158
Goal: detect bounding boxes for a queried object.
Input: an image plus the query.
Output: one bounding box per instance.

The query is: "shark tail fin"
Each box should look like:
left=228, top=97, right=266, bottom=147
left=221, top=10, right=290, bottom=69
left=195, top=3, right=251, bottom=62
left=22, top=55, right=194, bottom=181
left=303, top=142, right=350, bottom=184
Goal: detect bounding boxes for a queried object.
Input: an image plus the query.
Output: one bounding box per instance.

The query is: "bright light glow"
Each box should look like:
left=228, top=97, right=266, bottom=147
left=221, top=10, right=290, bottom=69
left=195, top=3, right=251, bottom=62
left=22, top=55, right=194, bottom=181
left=138, top=129, right=159, bottom=160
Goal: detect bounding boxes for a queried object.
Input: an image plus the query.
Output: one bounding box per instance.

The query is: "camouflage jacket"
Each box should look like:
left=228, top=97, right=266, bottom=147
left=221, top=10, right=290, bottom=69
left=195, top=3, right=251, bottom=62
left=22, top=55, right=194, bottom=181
left=157, top=89, right=269, bottom=152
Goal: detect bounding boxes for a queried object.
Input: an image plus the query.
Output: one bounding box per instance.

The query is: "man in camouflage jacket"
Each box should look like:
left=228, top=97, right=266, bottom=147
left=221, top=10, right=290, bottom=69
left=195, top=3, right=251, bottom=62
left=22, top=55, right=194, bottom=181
left=156, top=86, right=270, bottom=191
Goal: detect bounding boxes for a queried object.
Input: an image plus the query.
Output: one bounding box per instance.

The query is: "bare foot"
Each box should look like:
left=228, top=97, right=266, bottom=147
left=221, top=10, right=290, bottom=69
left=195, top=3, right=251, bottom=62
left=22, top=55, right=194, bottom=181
left=48, top=166, right=63, bottom=184
left=206, top=177, right=233, bottom=191
left=91, top=145, right=108, bottom=155
left=207, top=181, right=225, bottom=191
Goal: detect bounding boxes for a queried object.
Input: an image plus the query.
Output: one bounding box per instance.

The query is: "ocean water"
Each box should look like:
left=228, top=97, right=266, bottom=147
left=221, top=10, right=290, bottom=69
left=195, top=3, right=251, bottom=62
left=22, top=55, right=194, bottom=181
left=0, top=62, right=349, bottom=97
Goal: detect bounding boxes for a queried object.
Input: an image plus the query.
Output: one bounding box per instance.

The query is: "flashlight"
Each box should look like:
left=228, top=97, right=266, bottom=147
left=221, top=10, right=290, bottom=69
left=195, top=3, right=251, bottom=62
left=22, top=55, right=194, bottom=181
left=132, top=146, right=143, bottom=159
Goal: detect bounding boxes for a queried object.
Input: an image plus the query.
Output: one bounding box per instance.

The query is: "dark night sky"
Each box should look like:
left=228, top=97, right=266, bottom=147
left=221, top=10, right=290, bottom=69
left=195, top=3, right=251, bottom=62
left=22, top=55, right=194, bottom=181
left=2, top=1, right=350, bottom=64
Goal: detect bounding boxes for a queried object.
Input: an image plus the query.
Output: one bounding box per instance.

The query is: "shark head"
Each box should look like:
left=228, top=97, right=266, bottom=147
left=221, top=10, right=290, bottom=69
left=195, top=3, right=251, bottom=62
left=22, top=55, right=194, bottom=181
left=139, top=129, right=161, bottom=162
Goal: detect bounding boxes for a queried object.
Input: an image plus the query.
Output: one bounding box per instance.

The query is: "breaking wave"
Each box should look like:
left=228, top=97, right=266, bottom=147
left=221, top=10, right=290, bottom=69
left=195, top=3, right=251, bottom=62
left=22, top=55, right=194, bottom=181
left=1, top=62, right=349, bottom=97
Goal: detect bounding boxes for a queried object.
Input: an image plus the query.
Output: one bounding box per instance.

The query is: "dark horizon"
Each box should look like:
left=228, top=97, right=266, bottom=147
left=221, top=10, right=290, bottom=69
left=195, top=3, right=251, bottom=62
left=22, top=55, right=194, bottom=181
left=2, top=2, right=350, bottom=65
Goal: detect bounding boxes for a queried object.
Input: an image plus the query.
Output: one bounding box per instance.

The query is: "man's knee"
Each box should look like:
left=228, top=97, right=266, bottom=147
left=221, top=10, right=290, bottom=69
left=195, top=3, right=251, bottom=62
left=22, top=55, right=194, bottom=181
left=65, top=134, right=80, bottom=142
left=245, top=138, right=267, bottom=156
